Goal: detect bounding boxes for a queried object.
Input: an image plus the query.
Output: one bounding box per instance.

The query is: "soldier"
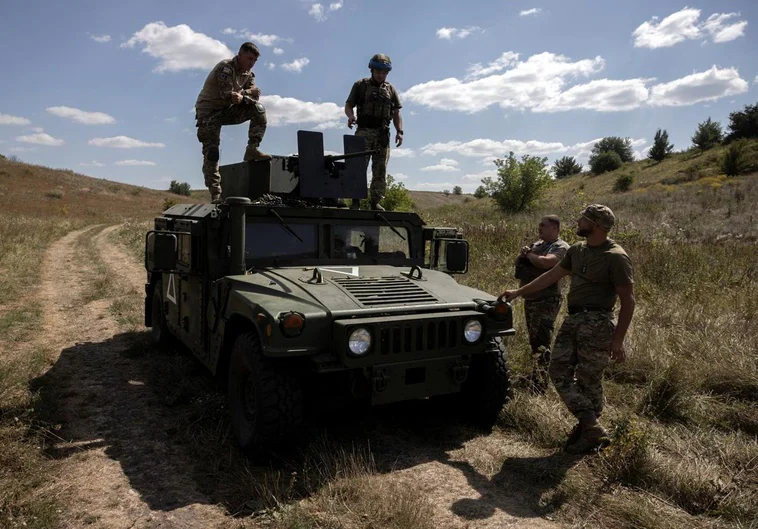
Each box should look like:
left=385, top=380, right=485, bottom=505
left=195, top=42, right=270, bottom=203
left=514, top=215, right=570, bottom=393
left=344, top=53, right=404, bottom=210
left=501, top=205, right=635, bottom=454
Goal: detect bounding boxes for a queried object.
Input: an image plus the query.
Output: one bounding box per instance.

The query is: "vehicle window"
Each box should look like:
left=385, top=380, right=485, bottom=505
left=332, top=225, right=409, bottom=260
left=246, top=223, right=319, bottom=260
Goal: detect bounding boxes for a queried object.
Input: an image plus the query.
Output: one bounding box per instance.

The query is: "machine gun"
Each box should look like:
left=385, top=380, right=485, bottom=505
left=220, top=131, right=379, bottom=205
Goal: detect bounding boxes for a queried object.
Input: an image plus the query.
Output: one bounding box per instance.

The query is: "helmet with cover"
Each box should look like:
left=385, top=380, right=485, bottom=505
left=368, top=53, right=392, bottom=71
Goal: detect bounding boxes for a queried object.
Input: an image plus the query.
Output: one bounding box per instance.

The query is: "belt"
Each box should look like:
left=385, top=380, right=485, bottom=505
left=568, top=306, right=611, bottom=315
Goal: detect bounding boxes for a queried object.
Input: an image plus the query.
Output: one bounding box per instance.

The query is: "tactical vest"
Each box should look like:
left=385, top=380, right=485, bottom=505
left=355, top=79, right=394, bottom=129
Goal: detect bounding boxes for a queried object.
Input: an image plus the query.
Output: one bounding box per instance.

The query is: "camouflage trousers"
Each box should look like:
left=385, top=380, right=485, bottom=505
left=523, top=296, right=561, bottom=387
left=549, top=311, right=615, bottom=421
left=196, top=102, right=267, bottom=196
left=356, top=127, right=390, bottom=203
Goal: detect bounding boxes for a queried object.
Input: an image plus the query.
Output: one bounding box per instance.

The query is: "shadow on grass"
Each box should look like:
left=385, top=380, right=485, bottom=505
left=25, top=330, right=573, bottom=524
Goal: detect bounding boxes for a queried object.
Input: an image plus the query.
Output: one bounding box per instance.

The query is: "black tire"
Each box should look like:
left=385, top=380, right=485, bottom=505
left=227, top=331, right=303, bottom=454
left=460, top=338, right=511, bottom=428
left=150, top=282, right=171, bottom=346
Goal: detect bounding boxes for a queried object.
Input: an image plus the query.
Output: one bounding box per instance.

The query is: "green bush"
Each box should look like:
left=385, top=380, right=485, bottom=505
left=482, top=152, right=551, bottom=213
left=589, top=151, right=623, bottom=174
left=725, top=101, right=758, bottom=142
left=168, top=180, right=192, bottom=196
left=723, top=139, right=750, bottom=177
left=46, top=189, right=64, bottom=199
left=452, top=185, right=462, bottom=195
left=553, top=156, right=583, bottom=178
left=473, top=185, right=487, bottom=199
left=162, top=198, right=177, bottom=211
left=613, top=173, right=634, bottom=192
left=691, top=118, right=723, bottom=151
left=358, top=175, right=414, bottom=211
left=647, top=129, right=674, bottom=162
left=442, top=189, right=450, bottom=196
left=591, top=137, right=635, bottom=163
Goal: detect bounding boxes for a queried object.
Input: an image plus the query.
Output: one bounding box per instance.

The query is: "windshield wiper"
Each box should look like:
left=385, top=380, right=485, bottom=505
left=375, top=213, right=406, bottom=241
left=268, top=208, right=304, bottom=242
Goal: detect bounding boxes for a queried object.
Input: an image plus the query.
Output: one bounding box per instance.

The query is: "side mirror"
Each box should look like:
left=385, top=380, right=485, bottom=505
left=153, top=233, right=177, bottom=270
left=445, top=240, right=469, bottom=273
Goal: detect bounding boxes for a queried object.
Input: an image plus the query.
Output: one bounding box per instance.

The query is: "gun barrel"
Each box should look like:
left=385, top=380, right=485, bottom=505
left=326, top=149, right=380, bottom=162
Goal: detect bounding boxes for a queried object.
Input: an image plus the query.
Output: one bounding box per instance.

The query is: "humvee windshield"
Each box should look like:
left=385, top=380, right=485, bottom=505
left=245, top=221, right=410, bottom=262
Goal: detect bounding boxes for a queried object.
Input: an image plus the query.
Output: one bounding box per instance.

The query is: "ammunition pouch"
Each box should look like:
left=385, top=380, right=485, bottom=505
left=514, top=256, right=542, bottom=281
left=207, top=146, right=220, bottom=162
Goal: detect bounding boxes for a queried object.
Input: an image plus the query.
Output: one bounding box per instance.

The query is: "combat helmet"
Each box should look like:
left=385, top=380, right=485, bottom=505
left=368, top=53, right=392, bottom=71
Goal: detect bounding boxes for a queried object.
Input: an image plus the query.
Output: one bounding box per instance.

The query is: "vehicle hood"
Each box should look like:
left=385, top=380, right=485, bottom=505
left=231, top=265, right=495, bottom=316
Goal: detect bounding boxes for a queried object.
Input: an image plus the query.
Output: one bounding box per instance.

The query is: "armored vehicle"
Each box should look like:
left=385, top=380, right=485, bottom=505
left=145, top=131, right=514, bottom=453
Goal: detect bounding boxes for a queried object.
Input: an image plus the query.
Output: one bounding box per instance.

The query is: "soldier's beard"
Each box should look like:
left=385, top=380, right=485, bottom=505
left=576, top=227, right=592, bottom=237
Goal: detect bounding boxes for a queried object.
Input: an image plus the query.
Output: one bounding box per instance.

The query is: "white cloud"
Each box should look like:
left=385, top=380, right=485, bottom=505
left=9, top=146, right=37, bottom=152
left=281, top=57, right=310, bottom=73
left=47, top=106, right=116, bottom=125
left=392, top=172, right=409, bottom=181
left=266, top=62, right=276, bottom=70
left=164, top=116, right=177, bottom=123
left=16, top=133, right=64, bottom=146
left=122, top=22, right=232, bottom=72
left=519, top=8, right=541, bottom=17
left=633, top=8, right=747, bottom=48
left=329, top=2, right=343, bottom=11
left=436, top=26, right=482, bottom=40
left=702, top=13, right=748, bottom=43
left=248, top=33, right=287, bottom=47
left=30, top=127, right=44, bottom=133
left=90, top=34, right=111, bottom=43
left=463, top=169, right=497, bottom=182
left=221, top=28, right=236, bottom=35
left=649, top=66, right=748, bottom=106
left=309, top=4, right=326, bottom=21
left=273, top=47, right=284, bottom=55
left=466, top=52, right=520, bottom=80
left=89, top=136, right=165, bottom=148
left=314, top=120, right=342, bottom=130
left=0, top=113, right=31, bottom=125
left=80, top=161, right=105, bottom=167
left=405, top=51, right=746, bottom=113
left=414, top=182, right=458, bottom=191
left=754, top=75, right=758, bottom=85
left=259, top=95, right=343, bottom=127
left=392, top=148, right=415, bottom=158
left=114, top=159, right=157, bottom=166
left=420, top=158, right=460, bottom=172
left=421, top=136, right=647, bottom=161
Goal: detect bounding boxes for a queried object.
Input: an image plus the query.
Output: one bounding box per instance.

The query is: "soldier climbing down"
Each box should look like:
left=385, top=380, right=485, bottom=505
left=344, top=53, right=404, bottom=210
left=195, top=42, right=270, bottom=203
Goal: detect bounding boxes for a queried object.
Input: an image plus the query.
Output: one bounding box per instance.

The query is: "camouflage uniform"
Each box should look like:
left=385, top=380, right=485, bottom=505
left=346, top=78, right=402, bottom=204
left=195, top=57, right=267, bottom=198
left=517, top=238, right=569, bottom=389
left=551, top=233, right=634, bottom=423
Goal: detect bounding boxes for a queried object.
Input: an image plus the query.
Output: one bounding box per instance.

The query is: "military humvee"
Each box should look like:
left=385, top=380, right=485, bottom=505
left=145, top=131, right=514, bottom=453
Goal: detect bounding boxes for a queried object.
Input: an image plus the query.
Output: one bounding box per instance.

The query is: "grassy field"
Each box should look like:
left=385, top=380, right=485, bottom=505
left=1, top=145, right=756, bottom=528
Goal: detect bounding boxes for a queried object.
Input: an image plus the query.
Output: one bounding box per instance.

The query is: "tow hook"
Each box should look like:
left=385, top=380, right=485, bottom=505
left=453, top=363, right=469, bottom=384
left=373, top=369, right=389, bottom=393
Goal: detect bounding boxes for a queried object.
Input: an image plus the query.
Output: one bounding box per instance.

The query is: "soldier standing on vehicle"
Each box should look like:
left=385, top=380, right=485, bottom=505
left=514, top=215, right=570, bottom=393
left=195, top=42, right=270, bottom=203
left=501, top=205, right=635, bottom=454
left=344, top=53, right=404, bottom=211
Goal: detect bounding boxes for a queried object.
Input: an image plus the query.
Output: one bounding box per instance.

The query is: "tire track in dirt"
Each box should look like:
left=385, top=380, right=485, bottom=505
left=36, top=225, right=237, bottom=529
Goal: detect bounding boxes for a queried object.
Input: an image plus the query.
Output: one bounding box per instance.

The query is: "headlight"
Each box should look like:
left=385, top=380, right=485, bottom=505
left=348, top=327, right=372, bottom=355
left=463, top=319, right=482, bottom=343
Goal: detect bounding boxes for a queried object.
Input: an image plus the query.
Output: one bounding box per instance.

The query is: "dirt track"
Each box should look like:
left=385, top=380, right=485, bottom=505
left=33, top=225, right=563, bottom=528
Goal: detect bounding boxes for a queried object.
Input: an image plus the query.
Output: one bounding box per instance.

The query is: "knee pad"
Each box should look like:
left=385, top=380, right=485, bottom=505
left=254, top=102, right=266, bottom=114
left=207, top=146, right=219, bottom=162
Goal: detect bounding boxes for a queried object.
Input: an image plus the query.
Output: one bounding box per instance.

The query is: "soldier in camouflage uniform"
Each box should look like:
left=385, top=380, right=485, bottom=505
left=501, top=205, right=636, bottom=454
left=344, top=54, right=404, bottom=210
left=195, top=42, right=270, bottom=202
left=514, top=215, right=570, bottom=392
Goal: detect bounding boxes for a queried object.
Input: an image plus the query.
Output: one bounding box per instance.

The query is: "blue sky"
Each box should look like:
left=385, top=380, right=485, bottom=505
left=1, top=0, right=756, bottom=193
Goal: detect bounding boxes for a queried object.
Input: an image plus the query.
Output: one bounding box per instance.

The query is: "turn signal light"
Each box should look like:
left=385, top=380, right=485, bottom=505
left=280, top=311, right=305, bottom=337
left=492, top=302, right=510, bottom=321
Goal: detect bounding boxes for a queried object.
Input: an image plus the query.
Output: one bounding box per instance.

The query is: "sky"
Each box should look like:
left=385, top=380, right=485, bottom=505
left=1, top=0, right=756, bottom=193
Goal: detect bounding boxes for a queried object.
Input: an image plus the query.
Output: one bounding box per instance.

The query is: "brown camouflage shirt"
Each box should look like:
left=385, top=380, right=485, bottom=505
left=195, top=57, right=258, bottom=118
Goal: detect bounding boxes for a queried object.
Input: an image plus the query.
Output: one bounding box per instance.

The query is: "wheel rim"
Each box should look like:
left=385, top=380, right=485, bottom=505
left=241, top=372, right=258, bottom=425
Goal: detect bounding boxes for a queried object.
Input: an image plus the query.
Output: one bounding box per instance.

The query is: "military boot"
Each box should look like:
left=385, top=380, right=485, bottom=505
left=243, top=144, right=272, bottom=162
left=563, top=422, right=583, bottom=451
left=565, top=424, right=609, bottom=454
left=211, top=194, right=223, bottom=204
left=370, top=201, right=385, bottom=211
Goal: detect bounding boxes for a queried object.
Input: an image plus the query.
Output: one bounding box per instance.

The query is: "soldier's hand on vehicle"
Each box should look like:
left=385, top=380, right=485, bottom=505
left=231, top=92, right=243, bottom=104
left=499, top=289, right=519, bottom=303
left=395, top=132, right=403, bottom=147
left=610, top=339, right=626, bottom=363
left=347, top=116, right=357, bottom=129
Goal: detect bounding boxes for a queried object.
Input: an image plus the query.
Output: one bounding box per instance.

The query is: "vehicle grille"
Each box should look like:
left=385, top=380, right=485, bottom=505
left=332, top=277, right=438, bottom=308
left=377, top=318, right=460, bottom=355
